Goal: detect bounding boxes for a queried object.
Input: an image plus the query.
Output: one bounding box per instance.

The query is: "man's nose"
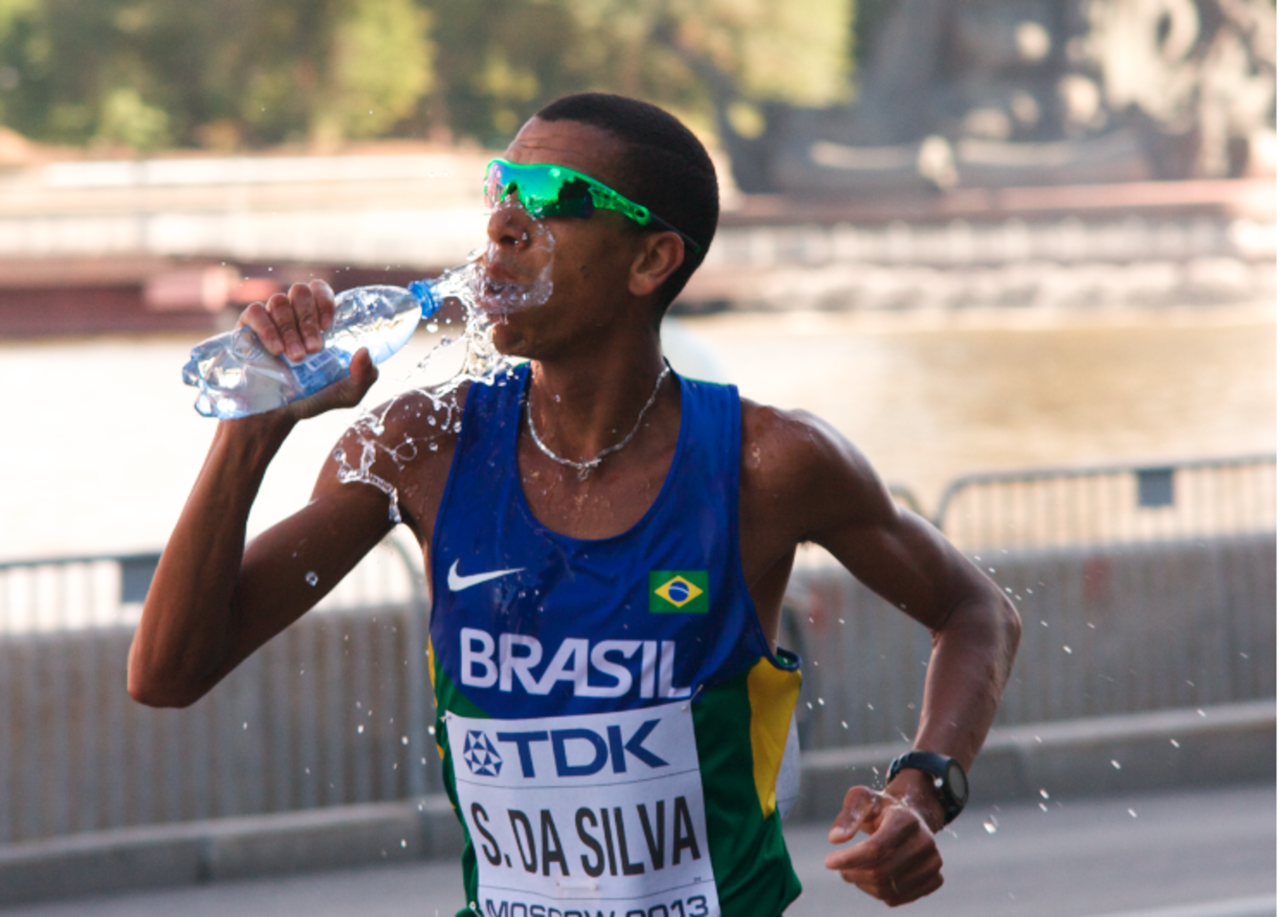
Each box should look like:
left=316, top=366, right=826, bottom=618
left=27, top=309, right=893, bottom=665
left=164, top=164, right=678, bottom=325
left=486, top=202, right=536, bottom=249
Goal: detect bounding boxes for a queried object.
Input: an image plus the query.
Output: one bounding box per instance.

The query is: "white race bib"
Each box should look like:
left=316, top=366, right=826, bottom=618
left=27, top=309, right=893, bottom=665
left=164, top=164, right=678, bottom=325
left=447, top=703, right=721, bottom=917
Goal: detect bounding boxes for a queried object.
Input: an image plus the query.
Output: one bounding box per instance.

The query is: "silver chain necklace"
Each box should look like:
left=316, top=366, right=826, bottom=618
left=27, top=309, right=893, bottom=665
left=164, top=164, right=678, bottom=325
left=525, top=364, right=672, bottom=481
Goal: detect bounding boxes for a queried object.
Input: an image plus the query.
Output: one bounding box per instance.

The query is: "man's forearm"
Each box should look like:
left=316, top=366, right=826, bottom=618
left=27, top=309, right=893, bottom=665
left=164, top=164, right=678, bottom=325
left=880, top=591, right=1019, bottom=832
left=911, top=592, right=1021, bottom=771
left=128, top=414, right=295, bottom=707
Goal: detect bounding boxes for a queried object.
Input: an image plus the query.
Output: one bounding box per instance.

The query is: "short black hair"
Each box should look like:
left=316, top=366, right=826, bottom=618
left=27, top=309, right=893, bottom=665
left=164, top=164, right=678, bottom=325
left=535, top=93, right=719, bottom=311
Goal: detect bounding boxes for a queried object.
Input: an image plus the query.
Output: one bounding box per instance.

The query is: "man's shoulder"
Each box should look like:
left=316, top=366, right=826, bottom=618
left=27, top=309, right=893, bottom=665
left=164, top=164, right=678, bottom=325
left=739, top=397, right=846, bottom=476
left=350, top=383, right=471, bottom=450
left=316, top=383, right=472, bottom=507
left=738, top=397, right=894, bottom=525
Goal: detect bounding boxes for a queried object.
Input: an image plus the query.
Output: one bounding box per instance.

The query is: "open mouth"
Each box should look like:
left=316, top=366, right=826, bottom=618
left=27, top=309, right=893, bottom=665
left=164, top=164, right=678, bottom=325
left=483, top=275, right=527, bottom=300
left=477, top=229, right=556, bottom=315
left=479, top=270, right=552, bottom=314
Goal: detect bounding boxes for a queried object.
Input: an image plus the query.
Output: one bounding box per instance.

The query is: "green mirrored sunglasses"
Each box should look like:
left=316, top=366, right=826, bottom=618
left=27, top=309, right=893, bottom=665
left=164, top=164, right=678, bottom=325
left=483, top=158, right=702, bottom=256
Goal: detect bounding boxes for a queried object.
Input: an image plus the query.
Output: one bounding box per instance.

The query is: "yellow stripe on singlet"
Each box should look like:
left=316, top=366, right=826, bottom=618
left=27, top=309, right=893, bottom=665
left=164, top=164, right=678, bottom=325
left=426, top=636, right=446, bottom=759
left=746, top=656, right=801, bottom=818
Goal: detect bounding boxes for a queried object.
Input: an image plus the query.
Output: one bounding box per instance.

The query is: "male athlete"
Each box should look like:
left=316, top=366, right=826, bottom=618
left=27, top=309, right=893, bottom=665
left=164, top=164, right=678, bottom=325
left=130, top=93, right=1021, bottom=915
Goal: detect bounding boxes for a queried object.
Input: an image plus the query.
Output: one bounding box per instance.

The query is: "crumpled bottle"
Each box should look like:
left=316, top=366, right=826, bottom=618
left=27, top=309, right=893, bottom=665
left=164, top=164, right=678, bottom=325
left=182, top=263, right=477, bottom=419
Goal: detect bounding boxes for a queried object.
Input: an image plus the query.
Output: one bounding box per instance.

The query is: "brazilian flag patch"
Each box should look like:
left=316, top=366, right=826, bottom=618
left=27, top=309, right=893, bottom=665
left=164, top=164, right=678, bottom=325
left=649, top=571, right=709, bottom=614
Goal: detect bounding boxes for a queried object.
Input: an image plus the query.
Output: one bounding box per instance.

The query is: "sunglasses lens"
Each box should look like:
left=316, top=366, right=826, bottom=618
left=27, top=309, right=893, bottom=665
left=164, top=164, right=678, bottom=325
left=552, top=177, right=594, bottom=219
left=485, top=162, right=596, bottom=220
left=484, top=163, right=514, bottom=210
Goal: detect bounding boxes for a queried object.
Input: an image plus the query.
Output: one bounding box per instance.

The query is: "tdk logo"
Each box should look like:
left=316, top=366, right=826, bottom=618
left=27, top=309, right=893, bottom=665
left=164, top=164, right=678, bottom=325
left=462, top=730, right=503, bottom=776
left=459, top=628, right=692, bottom=699
left=474, top=720, right=668, bottom=779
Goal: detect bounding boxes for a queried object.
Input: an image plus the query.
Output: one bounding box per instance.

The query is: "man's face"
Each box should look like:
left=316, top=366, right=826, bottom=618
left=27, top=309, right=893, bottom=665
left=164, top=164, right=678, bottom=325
left=482, top=117, right=645, bottom=359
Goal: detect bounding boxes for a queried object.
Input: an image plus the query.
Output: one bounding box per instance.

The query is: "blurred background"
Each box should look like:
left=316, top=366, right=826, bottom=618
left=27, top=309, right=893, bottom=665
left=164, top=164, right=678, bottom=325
left=0, top=1, right=1274, bottom=913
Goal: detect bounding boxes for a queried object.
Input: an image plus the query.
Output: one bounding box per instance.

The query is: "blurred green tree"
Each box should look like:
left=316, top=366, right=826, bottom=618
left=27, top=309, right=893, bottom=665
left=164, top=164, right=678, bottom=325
left=0, top=0, right=857, bottom=150
left=420, top=0, right=853, bottom=145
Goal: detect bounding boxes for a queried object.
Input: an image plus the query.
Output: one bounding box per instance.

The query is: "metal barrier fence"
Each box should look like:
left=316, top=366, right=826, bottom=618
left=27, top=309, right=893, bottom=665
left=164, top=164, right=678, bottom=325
left=934, top=454, right=1276, bottom=551
left=783, top=531, right=1275, bottom=751
left=0, top=534, right=434, bottom=845
left=0, top=455, right=1273, bottom=845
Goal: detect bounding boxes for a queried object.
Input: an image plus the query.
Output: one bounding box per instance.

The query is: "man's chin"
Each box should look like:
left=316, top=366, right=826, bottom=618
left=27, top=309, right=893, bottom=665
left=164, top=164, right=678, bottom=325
left=487, top=319, right=530, bottom=358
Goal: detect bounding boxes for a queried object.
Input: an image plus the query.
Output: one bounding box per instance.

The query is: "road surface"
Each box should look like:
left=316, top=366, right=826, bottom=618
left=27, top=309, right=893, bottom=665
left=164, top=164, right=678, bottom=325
left=0, top=784, right=1272, bottom=917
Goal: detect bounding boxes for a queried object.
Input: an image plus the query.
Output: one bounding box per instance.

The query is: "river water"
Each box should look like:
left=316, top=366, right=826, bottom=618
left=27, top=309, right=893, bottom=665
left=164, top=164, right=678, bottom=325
left=0, top=302, right=1272, bottom=562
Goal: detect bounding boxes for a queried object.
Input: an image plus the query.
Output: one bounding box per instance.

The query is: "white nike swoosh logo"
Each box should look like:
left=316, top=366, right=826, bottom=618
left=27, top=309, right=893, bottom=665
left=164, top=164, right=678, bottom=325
left=447, top=559, right=526, bottom=592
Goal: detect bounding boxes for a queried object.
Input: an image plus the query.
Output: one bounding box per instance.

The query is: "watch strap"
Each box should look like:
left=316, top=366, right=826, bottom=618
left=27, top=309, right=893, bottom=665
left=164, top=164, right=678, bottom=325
left=887, top=750, right=968, bottom=825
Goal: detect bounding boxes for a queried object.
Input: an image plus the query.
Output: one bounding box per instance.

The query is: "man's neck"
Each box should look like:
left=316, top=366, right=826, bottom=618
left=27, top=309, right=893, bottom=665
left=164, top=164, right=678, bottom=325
left=525, top=339, right=673, bottom=465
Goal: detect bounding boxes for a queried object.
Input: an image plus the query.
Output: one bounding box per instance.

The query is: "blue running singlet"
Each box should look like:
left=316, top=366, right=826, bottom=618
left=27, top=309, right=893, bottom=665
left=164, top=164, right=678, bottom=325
left=429, top=363, right=802, bottom=917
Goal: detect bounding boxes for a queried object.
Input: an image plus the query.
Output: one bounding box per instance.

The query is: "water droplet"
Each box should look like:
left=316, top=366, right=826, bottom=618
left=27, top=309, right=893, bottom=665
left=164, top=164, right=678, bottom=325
left=841, top=721, right=848, bottom=729
left=426, top=323, right=439, bottom=333
left=1063, top=645, right=1072, bottom=654
left=428, top=726, right=435, bottom=735
left=357, top=724, right=364, bottom=734
left=1128, top=808, right=1138, bottom=818
left=1170, top=739, right=1180, bottom=747
left=401, top=839, right=407, bottom=848
left=402, top=736, right=409, bottom=745
left=1040, top=789, right=1050, bottom=799
left=243, top=722, right=248, bottom=730
left=1038, top=803, right=1048, bottom=812
left=1111, top=760, right=1121, bottom=769
left=983, top=817, right=998, bottom=834
left=305, top=571, right=319, bottom=587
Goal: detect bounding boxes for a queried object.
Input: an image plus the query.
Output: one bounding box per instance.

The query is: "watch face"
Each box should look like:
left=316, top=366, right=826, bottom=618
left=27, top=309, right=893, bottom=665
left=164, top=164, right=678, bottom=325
left=945, top=761, right=969, bottom=802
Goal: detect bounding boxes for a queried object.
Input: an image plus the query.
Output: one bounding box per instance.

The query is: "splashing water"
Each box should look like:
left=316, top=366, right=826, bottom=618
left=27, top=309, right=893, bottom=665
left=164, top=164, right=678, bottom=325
left=335, top=218, right=557, bottom=518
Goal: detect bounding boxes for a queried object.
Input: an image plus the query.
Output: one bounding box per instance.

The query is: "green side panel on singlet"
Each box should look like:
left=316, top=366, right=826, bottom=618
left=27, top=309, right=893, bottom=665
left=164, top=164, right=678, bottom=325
left=430, top=653, right=487, bottom=917
left=692, top=669, right=803, bottom=917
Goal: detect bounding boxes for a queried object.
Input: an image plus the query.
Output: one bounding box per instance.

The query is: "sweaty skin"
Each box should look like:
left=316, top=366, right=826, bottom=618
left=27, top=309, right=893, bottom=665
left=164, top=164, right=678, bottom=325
left=129, top=116, right=1021, bottom=910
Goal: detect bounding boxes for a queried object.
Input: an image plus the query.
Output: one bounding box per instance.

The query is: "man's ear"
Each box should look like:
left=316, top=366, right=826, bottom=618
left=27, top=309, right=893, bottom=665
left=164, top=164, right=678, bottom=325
left=627, top=232, right=686, bottom=298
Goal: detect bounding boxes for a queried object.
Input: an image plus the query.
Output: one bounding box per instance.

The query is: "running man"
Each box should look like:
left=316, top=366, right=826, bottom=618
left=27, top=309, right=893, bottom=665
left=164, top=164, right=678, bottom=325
left=129, top=93, right=1021, bottom=916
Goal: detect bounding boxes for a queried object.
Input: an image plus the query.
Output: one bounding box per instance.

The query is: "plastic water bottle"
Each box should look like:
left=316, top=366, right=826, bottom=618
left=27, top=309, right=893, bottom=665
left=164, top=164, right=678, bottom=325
left=183, top=265, right=477, bottom=419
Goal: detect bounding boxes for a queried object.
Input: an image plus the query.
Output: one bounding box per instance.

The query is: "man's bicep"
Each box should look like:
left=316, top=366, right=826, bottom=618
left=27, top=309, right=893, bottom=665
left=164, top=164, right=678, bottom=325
left=794, top=428, right=983, bottom=631
left=815, top=505, right=989, bottom=631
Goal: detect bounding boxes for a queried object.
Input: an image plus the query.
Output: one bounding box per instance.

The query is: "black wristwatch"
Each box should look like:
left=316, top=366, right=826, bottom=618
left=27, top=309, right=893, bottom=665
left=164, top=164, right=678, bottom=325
left=887, top=750, right=969, bottom=825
